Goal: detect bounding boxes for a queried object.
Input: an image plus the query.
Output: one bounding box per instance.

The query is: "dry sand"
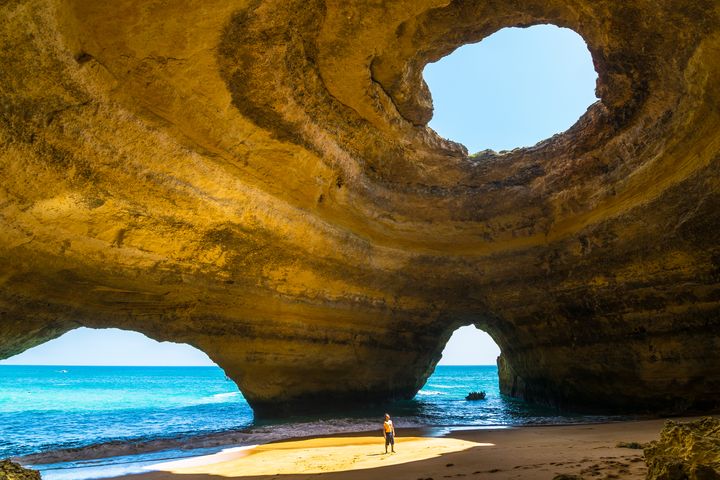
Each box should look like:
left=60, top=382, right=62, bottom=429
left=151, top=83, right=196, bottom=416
left=116, top=417, right=689, bottom=480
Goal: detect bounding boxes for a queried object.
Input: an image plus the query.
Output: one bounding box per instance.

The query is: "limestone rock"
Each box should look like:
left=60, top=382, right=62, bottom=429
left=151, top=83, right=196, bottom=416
left=1, top=0, right=720, bottom=415
left=644, top=418, right=720, bottom=480
left=0, top=460, right=41, bottom=480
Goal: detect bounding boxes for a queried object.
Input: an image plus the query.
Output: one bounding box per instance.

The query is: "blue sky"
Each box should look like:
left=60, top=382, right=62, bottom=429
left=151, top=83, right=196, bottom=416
left=0, top=25, right=595, bottom=367
left=0, top=328, right=215, bottom=366
left=0, top=326, right=500, bottom=366
left=424, top=24, right=597, bottom=152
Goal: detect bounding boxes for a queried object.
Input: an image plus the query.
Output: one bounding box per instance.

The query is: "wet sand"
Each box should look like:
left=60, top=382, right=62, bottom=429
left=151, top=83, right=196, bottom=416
left=118, top=418, right=686, bottom=480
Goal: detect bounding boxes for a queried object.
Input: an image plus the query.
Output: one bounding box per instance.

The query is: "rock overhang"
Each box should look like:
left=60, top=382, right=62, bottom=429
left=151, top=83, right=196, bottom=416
left=0, top=0, right=719, bottom=416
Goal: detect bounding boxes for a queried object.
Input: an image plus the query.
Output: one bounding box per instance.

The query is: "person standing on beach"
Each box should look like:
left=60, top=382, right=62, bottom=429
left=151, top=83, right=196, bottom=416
left=383, top=413, right=396, bottom=453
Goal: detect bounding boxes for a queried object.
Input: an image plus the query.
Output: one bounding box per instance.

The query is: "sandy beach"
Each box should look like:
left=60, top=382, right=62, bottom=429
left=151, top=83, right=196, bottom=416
left=115, top=418, right=690, bottom=480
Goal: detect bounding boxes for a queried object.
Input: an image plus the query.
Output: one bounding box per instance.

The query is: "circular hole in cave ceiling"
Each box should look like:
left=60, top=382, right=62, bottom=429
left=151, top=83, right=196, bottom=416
left=423, top=25, right=598, bottom=153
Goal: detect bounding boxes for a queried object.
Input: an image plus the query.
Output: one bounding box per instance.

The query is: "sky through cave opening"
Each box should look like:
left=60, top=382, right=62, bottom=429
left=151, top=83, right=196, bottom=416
left=423, top=24, right=598, bottom=153
left=437, top=325, right=501, bottom=366
left=0, top=327, right=218, bottom=366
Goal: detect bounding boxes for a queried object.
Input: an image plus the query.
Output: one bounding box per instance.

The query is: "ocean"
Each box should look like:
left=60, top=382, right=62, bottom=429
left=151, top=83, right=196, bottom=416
left=0, top=365, right=625, bottom=479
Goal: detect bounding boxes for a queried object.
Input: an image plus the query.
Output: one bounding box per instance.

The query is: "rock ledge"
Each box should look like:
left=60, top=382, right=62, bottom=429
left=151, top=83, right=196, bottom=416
left=644, top=417, right=720, bottom=480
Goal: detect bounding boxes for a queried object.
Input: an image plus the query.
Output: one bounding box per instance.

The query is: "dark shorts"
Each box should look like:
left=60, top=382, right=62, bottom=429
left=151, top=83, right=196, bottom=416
left=385, top=432, right=394, bottom=445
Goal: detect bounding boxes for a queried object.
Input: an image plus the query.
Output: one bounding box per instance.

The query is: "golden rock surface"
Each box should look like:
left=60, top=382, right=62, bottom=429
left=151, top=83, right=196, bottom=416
left=1, top=0, right=719, bottom=414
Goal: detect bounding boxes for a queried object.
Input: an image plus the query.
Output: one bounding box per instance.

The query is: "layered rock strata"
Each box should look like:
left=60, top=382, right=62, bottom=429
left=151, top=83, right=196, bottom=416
left=1, top=0, right=719, bottom=415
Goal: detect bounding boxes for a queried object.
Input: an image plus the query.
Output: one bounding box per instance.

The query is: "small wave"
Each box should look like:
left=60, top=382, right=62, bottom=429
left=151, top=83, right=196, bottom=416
left=211, top=392, right=239, bottom=400
left=189, top=391, right=243, bottom=405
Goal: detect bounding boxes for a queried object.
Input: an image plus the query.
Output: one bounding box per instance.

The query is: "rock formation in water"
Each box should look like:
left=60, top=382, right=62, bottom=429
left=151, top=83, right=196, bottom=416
left=644, top=417, right=720, bottom=480
left=1, top=0, right=719, bottom=415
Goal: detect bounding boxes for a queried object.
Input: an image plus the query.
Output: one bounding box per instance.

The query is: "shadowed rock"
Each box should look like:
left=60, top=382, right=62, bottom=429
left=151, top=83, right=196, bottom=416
left=465, top=391, right=486, bottom=401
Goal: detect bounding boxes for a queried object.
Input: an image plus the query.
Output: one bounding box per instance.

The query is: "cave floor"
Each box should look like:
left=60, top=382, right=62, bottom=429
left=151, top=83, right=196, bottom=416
left=115, top=417, right=696, bottom=480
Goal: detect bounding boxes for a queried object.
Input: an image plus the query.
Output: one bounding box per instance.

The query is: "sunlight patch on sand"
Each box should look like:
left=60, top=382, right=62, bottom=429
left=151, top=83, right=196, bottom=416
left=148, top=436, right=492, bottom=477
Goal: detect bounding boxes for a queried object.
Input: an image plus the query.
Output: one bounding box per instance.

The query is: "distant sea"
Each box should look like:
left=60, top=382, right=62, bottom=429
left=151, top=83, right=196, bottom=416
left=0, top=365, right=629, bottom=479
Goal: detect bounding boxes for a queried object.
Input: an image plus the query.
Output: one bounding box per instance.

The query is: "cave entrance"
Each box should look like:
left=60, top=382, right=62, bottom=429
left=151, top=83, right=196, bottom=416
left=423, top=24, right=598, bottom=153
left=409, top=325, right=508, bottom=423
left=0, top=327, right=253, bottom=460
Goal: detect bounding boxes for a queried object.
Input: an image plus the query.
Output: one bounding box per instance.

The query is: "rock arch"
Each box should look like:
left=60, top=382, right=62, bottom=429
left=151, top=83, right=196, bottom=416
left=1, top=0, right=719, bottom=416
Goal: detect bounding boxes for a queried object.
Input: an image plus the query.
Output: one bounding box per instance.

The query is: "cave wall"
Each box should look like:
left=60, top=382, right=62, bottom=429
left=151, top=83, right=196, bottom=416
left=1, top=0, right=719, bottom=415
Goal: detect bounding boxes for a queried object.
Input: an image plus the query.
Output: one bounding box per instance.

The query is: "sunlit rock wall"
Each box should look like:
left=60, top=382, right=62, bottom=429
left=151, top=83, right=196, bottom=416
left=1, top=0, right=719, bottom=415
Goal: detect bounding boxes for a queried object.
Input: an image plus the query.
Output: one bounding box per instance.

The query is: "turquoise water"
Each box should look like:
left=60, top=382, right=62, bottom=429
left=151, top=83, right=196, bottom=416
left=0, top=365, right=622, bottom=467
left=0, top=366, right=252, bottom=460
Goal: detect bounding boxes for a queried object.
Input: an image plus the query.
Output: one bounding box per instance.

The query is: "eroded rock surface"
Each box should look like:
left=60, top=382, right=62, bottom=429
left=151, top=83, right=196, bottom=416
left=1, top=0, right=719, bottom=415
left=0, top=460, right=41, bottom=480
left=645, top=418, right=720, bottom=480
